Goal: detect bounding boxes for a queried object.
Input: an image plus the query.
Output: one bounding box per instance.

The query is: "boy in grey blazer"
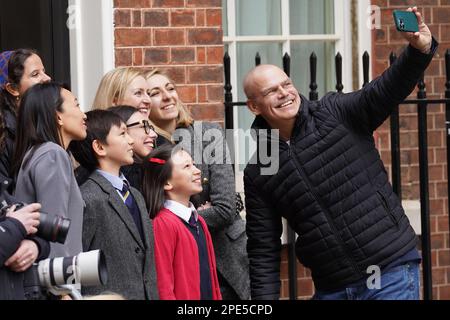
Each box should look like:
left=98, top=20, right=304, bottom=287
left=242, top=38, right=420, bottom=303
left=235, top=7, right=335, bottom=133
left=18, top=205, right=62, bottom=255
left=70, top=110, right=158, bottom=300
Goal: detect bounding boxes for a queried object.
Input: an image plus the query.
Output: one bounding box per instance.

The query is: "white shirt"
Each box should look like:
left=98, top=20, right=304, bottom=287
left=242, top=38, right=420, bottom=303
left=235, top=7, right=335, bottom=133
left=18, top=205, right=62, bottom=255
left=164, top=200, right=198, bottom=224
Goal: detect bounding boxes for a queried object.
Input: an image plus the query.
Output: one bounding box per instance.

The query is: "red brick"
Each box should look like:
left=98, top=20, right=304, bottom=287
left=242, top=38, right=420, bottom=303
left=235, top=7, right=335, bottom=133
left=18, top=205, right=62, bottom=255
left=198, top=85, right=207, bottom=102
left=115, top=28, right=152, bottom=46
left=171, top=47, right=196, bottom=63
left=389, top=0, right=438, bottom=7
left=154, top=29, right=185, bottom=45
left=430, top=198, right=445, bottom=216
left=187, top=0, right=221, bottom=7
left=432, top=267, right=447, bottom=285
left=176, top=85, right=197, bottom=103
left=144, top=48, right=169, bottom=64
left=143, top=10, right=169, bottom=27
left=431, top=234, right=445, bottom=250
left=152, top=0, right=184, bottom=8
left=438, top=250, right=450, bottom=266
left=189, top=103, right=224, bottom=121
left=188, top=66, right=223, bottom=83
left=207, top=85, right=223, bottom=102
left=196, top=9, right=205, bottom=26
left=133, top=48, right=143, bottom=65
left=171, top=9, right=195, bottom=27
left=205, top=9, right=222, bottom=27
left=433, top=7, right=450, bottom=23
left=188, top=28, right=222, bottom=45
left=115, top=9, right=131, bottom=27
left=114, top=0, right=151, bottom=8
left=437, top=216, right=449, bottom=233
left=206, top=46, right=223, bottom=64
left=115, top=48, right=132, bottom=66
left=197, top=47, right=206, bottom=63
left=132, top=10, right=142, bottom=27
left=296, top=278, right=314, bottom=298
left=439, top=286, right=450, bottom=300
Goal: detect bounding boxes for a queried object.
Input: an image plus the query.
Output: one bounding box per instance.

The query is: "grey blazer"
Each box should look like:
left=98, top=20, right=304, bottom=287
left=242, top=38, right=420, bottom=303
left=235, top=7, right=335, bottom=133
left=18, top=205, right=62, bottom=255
left=174, top=121, right=250, bottom=300
left=14, top=142, right=83, bottom=258
left=80, top=171, right=158, bottom=300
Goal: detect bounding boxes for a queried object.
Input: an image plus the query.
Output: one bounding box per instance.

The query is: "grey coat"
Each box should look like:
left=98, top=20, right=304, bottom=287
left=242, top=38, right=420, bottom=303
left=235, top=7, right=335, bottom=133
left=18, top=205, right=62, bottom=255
left=80, top=171, right=158, bottom=300
left=14, top=142, right=83, bottom=258
left=174, top=121, right=250, bottom=300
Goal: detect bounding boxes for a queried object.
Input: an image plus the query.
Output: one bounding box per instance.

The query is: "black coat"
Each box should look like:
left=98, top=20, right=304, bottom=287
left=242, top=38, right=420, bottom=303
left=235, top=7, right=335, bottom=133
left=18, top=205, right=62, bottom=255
left=0, top=184, right=50, bottom=300
left=0, top=217, right=49, bottom=300
left=0, top=107, right=16, bottom=188
left=244, top=40, right=438, bottom=299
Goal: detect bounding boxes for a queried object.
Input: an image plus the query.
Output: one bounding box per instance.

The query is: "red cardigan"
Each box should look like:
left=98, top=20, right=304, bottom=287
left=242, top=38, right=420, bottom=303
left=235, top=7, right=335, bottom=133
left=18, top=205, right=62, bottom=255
left=153, top=208, right=222, bottom=300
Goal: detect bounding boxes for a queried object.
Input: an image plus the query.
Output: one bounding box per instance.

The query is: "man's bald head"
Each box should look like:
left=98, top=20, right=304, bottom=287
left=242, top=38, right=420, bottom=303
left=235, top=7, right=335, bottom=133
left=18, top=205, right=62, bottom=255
left=243, top=64, right=289, bottom=100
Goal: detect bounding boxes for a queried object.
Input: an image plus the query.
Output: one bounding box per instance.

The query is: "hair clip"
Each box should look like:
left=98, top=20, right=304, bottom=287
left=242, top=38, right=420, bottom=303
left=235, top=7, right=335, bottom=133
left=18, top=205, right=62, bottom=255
left=149, top=157, right=166, bottom=164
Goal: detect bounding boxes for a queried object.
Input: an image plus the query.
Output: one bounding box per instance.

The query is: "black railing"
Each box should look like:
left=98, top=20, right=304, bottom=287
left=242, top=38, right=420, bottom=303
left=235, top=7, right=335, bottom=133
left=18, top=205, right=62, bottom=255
left=224, top=48, right=450, bottom=300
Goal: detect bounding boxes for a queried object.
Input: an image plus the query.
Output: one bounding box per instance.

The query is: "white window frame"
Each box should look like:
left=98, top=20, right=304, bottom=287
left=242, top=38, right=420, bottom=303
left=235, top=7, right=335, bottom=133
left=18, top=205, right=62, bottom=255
left=223, top=0, right=353, bottom=192
left=68, top=0, right=114, bottom=111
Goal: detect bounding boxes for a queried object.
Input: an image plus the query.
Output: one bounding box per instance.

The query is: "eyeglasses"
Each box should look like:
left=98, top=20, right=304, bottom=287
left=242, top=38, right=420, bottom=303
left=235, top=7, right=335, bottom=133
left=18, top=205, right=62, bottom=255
left=126, top=120, right=155, bottom=135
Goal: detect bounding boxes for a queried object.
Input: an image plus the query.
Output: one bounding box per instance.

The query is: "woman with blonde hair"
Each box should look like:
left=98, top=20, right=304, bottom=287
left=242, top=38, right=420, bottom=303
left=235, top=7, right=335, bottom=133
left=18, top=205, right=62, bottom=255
left=146, top=69, right=250, bottom=300
left=92, top=67, right=151, bottom=116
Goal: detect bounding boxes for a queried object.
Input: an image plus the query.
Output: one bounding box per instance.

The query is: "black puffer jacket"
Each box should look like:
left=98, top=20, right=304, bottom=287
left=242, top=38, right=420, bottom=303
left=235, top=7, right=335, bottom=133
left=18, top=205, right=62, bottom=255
left=244, top=41, right=437, bottom=299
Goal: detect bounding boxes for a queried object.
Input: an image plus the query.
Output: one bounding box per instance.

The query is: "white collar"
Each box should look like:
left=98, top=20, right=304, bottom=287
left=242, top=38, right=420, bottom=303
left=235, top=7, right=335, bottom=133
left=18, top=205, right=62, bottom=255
left=164, top=200, right=198, bottom=224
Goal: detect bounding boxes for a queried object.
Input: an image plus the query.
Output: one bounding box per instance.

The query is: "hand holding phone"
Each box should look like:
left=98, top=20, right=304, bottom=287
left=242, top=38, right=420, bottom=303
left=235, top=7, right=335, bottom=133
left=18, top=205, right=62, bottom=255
left=393, top=10, right=419, bottom=33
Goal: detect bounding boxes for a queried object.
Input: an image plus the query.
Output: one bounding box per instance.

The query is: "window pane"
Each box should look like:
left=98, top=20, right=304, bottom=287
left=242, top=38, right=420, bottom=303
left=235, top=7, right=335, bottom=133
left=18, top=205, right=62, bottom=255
left=222, top=0, right=228, bottom=36
left=290, top=0, right=334, bottom=34
left=235, top=42, right=283, bottom=171
left=236, top=0, right=281, bottom=36
left=290, top=41, right=335, bottom=98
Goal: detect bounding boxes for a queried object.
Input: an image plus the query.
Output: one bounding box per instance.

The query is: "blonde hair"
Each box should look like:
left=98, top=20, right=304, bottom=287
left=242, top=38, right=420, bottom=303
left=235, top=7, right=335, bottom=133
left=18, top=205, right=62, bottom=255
left=92, top=67, right=146, bottom=110
left=145, top=68, right=194, bottom=141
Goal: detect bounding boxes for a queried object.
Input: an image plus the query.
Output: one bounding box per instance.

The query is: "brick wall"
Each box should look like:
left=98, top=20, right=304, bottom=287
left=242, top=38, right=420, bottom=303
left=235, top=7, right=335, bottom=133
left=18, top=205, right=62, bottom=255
left=371, top=0, right=450, bottom=299
left=113, top=0, right=224, bottom=123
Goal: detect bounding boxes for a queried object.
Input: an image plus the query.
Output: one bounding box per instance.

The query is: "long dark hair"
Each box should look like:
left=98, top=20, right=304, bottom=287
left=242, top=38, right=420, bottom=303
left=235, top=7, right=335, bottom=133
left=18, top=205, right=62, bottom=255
left=0, top=49, right=37, bottom=115
left=142, top=144, right=178, bottom=218
left=11, top=81, right=65, bottom=178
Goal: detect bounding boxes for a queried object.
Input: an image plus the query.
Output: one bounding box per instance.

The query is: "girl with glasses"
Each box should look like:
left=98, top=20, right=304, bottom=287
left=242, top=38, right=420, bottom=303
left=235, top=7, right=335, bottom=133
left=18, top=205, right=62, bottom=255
left=108, top=105, right=158, bottom=191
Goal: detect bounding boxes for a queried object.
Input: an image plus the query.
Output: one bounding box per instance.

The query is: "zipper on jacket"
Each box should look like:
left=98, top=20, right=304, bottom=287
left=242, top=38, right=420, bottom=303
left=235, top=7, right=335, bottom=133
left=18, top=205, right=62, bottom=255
left=286, top=142, right=363, bottom=277
left=376, top=190, right=398, bottom=226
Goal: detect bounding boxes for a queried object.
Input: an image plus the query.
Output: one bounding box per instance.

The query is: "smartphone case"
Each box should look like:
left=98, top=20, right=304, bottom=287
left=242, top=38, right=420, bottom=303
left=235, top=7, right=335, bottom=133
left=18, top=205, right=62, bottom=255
left=393, top=10, right=419, bottom=32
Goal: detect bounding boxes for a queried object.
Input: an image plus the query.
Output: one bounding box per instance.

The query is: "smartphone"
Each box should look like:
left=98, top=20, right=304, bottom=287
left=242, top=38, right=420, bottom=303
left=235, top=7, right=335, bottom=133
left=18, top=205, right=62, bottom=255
left=393, top=10, right=419, bottom=32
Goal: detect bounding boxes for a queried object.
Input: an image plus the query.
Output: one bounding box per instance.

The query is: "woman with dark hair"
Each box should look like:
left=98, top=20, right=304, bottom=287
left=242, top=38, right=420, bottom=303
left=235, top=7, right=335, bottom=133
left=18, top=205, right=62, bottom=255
left=0, top=49, right=51, bottom=183
left=13, top=82, right=87, bottom=258
left=108, top=105, right=157, bottom=191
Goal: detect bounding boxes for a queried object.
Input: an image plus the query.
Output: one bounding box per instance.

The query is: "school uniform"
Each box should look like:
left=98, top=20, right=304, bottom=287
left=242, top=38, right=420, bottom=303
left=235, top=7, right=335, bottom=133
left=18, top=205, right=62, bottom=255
left=153, top=200, right=221, bottom=300
left=80, top=170, right=158, bottom=300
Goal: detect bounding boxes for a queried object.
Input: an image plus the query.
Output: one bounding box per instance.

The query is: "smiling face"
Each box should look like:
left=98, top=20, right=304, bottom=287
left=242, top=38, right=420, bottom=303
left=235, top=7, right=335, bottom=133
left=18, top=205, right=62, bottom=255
left=116, top=75, right=151, bottom=116
left=246, top=65, right=301, bottom=129
left=147, top=74, right=180, bottom=126
left=126, top=111, right=158, bottom=158
left=102, top=122, right=135, bottom=167
left=18, top=54, right=51, bottom=95
left=57, top=88, right=87, bottom=148
left=165, top=150, right=202, bottom=200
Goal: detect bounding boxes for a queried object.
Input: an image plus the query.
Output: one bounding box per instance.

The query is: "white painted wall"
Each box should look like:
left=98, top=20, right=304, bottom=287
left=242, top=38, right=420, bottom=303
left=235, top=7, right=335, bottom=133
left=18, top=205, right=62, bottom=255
left=68, top=0, right=114, bottom=111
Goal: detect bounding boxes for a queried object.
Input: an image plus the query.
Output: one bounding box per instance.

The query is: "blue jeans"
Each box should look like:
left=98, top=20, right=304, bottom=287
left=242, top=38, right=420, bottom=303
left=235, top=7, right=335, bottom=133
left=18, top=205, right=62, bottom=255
left=313, top=262, right=420, bottom=300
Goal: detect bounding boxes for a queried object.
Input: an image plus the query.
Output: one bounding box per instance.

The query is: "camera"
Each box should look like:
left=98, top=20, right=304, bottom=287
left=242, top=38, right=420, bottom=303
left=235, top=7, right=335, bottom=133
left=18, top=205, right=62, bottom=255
left=399, top=18, right=405, bottom=30
left=24, top=249, right=108, bottom=300
left=0, top=202, right=71, bottom=244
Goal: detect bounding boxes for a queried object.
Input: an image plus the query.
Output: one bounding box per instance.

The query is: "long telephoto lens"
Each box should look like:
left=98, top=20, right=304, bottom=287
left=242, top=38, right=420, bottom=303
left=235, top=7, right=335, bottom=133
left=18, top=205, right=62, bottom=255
left=36, top=212, right=71, bottom=244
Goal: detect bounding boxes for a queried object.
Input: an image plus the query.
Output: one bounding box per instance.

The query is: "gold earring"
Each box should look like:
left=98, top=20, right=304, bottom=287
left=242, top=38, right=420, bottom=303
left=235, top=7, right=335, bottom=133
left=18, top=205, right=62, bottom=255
left=15, top=96, right=19, bottom=102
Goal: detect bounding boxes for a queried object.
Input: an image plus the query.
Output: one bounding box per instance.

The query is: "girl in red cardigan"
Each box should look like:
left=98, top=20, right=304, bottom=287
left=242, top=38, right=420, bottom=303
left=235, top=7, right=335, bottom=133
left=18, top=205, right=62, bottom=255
left=142, top=144, right=222, bottom=300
